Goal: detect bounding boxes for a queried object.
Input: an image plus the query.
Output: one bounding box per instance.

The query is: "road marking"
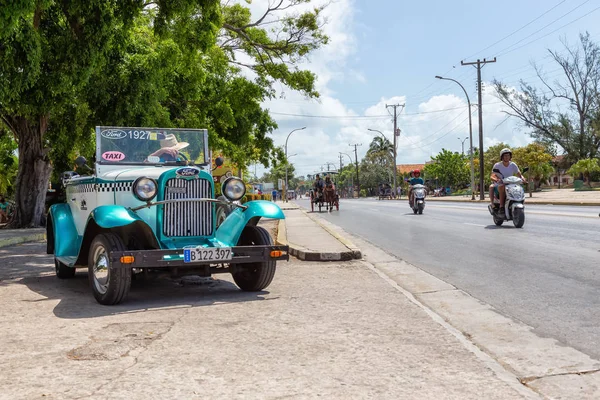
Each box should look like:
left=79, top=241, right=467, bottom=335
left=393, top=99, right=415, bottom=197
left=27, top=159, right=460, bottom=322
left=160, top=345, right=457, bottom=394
left=464, top=223, right=485, bottom=227
left=432, top=204, right=599, bottom=219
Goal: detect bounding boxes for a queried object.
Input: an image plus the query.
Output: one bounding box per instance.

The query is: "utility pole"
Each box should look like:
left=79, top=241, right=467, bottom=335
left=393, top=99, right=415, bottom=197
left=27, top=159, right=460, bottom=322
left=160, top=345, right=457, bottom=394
left=339, top=153, right=343, bottom=171
left=385, top=104, right=404, bottom=199
left=350, top=143, right=362, bottom=197
left=461, top=58, right=496, bottom=200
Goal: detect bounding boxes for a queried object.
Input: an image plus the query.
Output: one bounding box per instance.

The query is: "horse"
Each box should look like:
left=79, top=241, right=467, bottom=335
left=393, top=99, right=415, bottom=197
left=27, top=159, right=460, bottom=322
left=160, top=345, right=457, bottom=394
left=323, top=182, right=336, bottom=212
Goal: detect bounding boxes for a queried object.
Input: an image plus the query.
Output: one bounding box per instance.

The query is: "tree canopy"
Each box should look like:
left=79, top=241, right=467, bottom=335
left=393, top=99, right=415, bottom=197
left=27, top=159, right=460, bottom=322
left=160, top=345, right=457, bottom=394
left=494, top=33, right=600, bottom=163
left=0, top=0, right=328, bottom=227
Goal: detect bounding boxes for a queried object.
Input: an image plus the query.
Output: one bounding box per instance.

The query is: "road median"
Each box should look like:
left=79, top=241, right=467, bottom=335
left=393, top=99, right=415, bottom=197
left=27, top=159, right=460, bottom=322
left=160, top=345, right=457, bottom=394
left=276, top=208, right=361, bottom=262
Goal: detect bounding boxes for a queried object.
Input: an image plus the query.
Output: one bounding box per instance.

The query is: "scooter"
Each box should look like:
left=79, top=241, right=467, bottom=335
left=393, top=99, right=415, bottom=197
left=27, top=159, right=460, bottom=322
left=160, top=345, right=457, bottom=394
left=487, top=167, right=528, bottom=228
left=411, top=184, right=427, bottom=214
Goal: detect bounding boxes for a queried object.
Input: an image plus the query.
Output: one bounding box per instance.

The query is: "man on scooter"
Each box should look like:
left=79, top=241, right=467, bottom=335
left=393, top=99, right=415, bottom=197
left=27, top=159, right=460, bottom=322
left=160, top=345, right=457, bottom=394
left=489, top=148, right=527, bottom=215
left=409, top=169, right=424, bottom=208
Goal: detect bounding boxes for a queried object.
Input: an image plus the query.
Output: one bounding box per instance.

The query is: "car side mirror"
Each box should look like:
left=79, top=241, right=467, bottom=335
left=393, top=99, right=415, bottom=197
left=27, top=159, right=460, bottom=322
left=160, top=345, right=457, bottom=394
left=75, top=156, right=87, bottom=167
left=75, top=155, right=94, bottom=175
left=212, top=157, right=224, bottom=171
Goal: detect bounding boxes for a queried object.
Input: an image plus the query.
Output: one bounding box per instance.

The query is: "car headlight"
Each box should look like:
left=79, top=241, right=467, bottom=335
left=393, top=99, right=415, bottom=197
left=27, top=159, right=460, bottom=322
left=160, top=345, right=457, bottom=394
left=133, top=177, right=158, bottom=202
left=222, top=177, right=246, bottom=201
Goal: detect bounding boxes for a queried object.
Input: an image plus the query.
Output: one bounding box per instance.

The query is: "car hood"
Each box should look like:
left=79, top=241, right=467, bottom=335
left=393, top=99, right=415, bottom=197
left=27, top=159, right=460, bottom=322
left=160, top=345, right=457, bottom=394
left=98, top=166, right=186, bottom=182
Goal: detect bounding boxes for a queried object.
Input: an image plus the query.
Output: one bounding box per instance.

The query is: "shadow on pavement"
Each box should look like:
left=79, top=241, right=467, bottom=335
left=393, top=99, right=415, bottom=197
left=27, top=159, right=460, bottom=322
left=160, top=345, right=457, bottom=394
left=1, top=242, right=272, bottom=320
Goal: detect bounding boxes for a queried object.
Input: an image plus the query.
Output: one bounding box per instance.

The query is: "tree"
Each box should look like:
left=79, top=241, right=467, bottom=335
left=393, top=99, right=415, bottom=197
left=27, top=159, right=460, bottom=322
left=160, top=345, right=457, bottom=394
left=0, top=1, right=221, bottom=227
left=567, top=158, right=600, bottom=188
left=366, top=136, right=394, bottom=166
left=0, top=130, right=18, bottom=196
left=494, top=33, right=600, bottom=164
left=422, top=149, right=469, bottom=190
left=219, top=0, right=328, bottom=98
left=358, top=161, right=388, bottom=196
left=263, top=162, right=295, bottom=190
left=512, top=143, right=553, bottom=190
left=1, top=0, right=328, bottom=227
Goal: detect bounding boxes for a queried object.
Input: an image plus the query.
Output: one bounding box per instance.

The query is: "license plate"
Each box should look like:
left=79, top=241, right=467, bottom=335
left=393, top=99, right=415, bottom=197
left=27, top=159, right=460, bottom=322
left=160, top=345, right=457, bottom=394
left=183, top=247, right=232, bottom=263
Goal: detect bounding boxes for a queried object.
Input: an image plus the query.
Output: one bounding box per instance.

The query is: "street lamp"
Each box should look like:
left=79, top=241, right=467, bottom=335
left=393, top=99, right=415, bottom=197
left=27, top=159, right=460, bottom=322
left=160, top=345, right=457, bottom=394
left=435, top=75, right=476, bottom=200
left=339, top=152, right=355, bottom=198
left=368, top=128, right=398, bottom=198
left=284, top=127, right=306, bottom=202
left=458, top=136, right=468, bottom=155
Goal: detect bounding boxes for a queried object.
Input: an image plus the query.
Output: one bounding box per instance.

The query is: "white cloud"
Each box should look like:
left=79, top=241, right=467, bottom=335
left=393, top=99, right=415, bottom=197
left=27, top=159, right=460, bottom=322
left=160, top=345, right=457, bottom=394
left=244, top=2, right=534, bottom=180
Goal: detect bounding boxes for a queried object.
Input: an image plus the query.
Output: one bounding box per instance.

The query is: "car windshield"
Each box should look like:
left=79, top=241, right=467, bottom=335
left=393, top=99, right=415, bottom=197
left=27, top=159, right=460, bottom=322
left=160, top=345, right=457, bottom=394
left=96, top=127, right=208, bottom=166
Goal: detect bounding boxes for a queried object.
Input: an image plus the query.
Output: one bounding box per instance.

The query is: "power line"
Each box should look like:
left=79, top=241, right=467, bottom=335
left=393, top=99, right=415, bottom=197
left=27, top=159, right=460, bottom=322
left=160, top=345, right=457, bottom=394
left=495, top=0, right=592, bottom=56
left=498, top=5, right=600, bottom=57
left=399, top=108, right=469, bottom=149
left=269, top=104, right=473, bottom=119
left=401, top=114, right=473, bottom=151
left=462, top=0, right=567, bottom=60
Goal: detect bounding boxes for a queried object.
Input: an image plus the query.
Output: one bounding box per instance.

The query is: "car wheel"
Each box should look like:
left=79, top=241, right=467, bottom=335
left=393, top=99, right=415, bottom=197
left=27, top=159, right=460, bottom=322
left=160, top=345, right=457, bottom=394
left=231, top=226, right=276, bottom=292
left=55, top=258, right=76, bottom=279
left=215, top=204, right=228, bottom=228
left=88, top=233, right=131, bottom=305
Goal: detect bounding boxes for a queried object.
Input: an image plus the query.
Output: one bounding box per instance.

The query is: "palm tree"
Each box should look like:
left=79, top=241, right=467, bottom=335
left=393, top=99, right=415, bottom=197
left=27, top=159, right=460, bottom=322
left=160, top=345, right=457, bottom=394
left=366, top=136, right=394, bottom=167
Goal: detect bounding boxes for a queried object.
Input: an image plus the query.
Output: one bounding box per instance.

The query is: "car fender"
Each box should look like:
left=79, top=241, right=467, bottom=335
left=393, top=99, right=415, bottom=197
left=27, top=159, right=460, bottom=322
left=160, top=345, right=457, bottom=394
left=215, top=200, right=284, bottom=246
left=48, top=204, right=80, bottom=258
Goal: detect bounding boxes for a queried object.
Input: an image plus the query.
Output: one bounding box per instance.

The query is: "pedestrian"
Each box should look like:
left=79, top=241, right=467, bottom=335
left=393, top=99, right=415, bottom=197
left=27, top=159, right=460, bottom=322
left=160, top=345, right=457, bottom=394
left=271, top=189, right=277, bottom=202
left=0, top=195, right=9, bottom=224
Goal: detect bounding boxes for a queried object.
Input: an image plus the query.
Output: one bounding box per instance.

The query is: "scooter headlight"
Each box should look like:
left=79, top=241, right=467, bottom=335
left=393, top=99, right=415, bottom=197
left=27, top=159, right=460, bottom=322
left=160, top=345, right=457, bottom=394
left=133, top=177, right=158, bottom=202
left=222, top=177, right=246, bottom=201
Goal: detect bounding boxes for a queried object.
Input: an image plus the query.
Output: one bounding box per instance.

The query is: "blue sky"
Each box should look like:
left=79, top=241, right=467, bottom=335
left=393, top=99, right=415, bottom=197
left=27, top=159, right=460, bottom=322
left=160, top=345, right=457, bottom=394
left=250, top=0, right=600, bottom=178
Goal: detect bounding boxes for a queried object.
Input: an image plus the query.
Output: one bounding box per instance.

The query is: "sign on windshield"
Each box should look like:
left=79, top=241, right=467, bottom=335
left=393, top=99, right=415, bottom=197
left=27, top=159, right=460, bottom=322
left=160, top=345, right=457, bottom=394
left=95, top=127, right=209, bottom=165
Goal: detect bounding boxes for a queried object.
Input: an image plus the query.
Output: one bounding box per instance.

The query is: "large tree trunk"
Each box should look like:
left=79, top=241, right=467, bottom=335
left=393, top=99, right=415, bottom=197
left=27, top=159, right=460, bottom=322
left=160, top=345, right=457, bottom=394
left=7, top=115, right=52, bottom=228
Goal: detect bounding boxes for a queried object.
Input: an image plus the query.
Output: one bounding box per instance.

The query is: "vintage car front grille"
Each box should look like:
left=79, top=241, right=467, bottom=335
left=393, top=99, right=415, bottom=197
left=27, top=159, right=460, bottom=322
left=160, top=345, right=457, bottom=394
left=163, top=178, right=213, bottom=237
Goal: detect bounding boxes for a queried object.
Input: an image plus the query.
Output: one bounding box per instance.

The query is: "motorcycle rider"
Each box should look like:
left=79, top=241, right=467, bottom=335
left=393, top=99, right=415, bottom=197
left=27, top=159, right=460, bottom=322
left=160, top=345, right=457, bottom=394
left=489, top=148, right=527, bottom=214
left=408, top=169, right=424, bottom=208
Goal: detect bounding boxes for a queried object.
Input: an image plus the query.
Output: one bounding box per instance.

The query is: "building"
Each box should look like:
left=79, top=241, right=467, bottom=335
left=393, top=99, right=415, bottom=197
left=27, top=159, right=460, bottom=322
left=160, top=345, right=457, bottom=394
left=549, top=156, right=573, bottom=187
left=397, top=164, right=426, bottom=177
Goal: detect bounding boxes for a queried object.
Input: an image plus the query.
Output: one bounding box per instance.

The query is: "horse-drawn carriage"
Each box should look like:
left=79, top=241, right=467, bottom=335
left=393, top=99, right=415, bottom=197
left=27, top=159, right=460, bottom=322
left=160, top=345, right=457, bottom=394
left=310, top=172, right=339, bottom=212
left=378, top=183, right=394, bottom=200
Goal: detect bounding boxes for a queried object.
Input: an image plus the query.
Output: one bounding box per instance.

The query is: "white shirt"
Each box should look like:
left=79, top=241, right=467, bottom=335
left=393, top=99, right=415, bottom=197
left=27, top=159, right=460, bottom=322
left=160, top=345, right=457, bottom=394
left=492, top=161, right=520, bottom=180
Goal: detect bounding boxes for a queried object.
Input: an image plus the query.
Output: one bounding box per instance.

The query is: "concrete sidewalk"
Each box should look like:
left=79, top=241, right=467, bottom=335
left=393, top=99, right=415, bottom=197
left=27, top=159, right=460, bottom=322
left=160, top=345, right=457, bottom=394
left=0, top=242, right=537, bottom=399
left=275, top=203, right=361, bottom=261
left=425, top=188, right=600, bottom=206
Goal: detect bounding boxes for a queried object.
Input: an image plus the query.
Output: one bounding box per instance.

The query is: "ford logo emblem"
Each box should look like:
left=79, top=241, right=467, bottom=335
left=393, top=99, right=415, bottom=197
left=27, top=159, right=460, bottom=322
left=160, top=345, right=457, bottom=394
left=100, top=129, right=127, bottom=140
left=176, top=167, right=200, bottom=177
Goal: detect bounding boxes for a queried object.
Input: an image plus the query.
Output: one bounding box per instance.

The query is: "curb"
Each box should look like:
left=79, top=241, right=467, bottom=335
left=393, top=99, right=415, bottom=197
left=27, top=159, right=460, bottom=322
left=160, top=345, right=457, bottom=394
left=0, top=233, right=46, bottom=249
left=276, top=213, right=362, bottom=262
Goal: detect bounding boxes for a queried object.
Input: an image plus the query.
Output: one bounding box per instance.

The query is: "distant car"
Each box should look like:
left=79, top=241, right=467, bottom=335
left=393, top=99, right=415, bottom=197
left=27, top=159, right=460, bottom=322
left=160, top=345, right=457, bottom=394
left=47, top=126, right=288, bottom=305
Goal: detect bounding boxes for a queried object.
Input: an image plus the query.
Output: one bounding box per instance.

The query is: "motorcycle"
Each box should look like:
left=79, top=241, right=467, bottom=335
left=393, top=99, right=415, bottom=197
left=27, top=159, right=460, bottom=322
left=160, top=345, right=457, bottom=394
left=487, top=167, right=528, bottom=228
left=410, top=184, right=427, bottom=214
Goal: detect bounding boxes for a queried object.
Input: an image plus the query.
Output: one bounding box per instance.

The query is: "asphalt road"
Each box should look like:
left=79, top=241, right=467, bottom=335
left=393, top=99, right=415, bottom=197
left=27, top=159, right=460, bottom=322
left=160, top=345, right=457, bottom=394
left=296, top=197, right=600, bottom=360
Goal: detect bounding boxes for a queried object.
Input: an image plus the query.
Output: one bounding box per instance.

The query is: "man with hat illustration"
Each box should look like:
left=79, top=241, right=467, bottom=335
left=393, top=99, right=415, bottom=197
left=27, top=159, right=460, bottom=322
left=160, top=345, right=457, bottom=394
left=148, top=134, right=189, bottom=162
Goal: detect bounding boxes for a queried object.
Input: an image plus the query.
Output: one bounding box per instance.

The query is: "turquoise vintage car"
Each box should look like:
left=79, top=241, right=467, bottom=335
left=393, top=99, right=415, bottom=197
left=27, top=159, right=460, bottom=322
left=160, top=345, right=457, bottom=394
left=47, top=127, right=288, bottom=305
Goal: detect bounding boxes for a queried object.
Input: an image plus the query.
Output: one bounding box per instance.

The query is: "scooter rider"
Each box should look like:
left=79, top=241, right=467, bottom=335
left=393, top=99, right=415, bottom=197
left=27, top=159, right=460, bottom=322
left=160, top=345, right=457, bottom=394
left=489, top=148, right=527, bottom=214
left=409, top=169, right=424, bottom=208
